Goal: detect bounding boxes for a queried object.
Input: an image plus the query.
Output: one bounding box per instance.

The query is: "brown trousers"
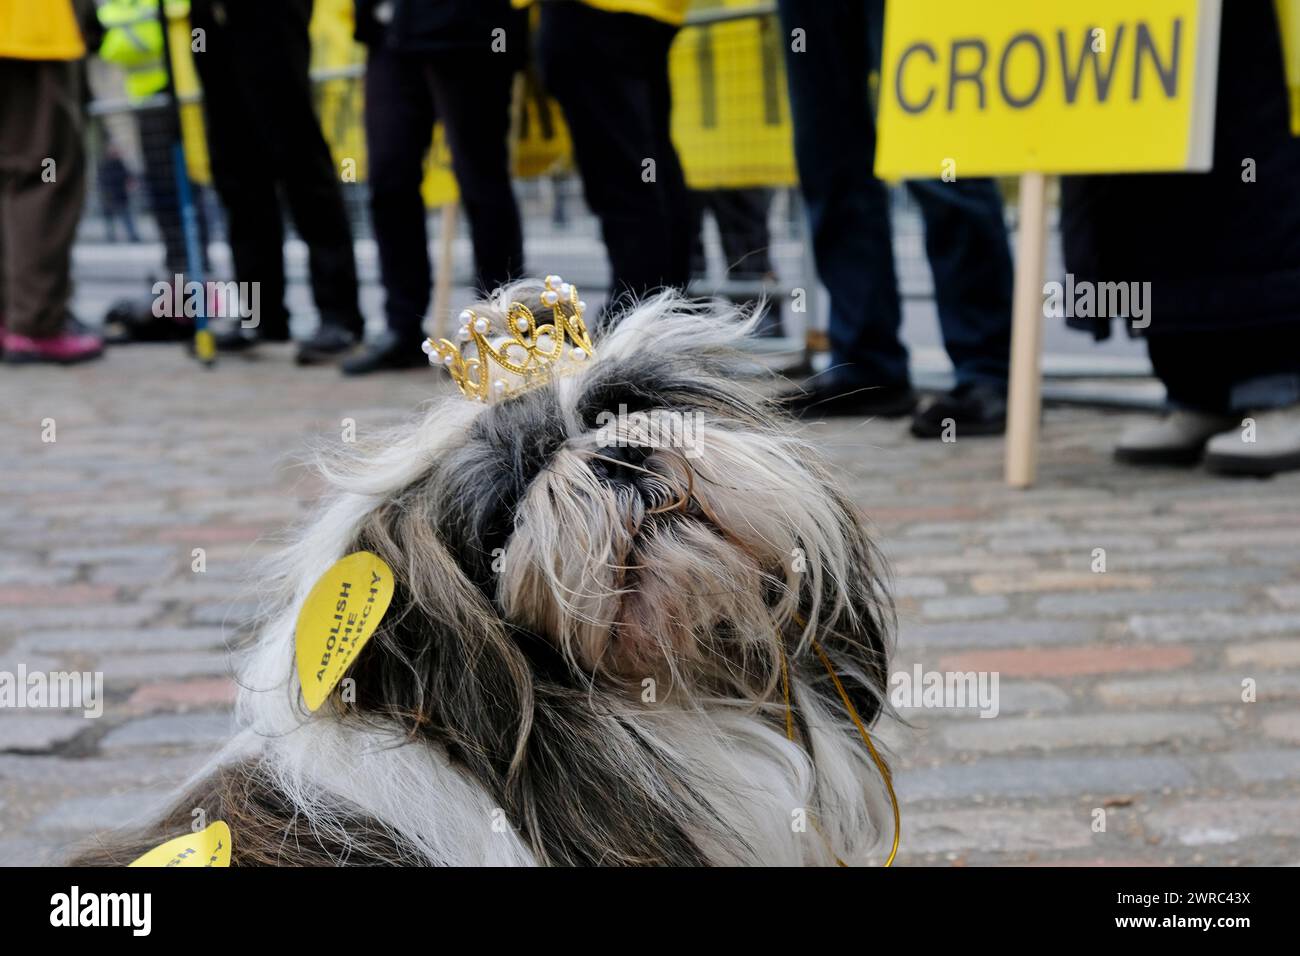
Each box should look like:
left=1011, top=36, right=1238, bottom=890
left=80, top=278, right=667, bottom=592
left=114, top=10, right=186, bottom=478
left=0, top=58, right=85, bottom=338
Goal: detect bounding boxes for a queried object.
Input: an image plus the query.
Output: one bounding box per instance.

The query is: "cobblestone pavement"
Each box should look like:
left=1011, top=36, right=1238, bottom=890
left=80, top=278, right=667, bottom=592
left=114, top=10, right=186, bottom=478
left=2, top=344, right=1298, bottom=866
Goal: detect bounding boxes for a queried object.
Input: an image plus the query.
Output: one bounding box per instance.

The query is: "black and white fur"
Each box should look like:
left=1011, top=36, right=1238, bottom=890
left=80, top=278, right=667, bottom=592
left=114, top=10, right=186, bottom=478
left=76, top=284, right=896, bottom=866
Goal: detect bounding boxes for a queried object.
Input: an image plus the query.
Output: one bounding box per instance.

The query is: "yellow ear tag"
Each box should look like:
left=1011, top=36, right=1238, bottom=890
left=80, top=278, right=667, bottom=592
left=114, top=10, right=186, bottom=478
left=128, top=821, right=232, bottom=867
left=294, top=550, right=395, bottom=712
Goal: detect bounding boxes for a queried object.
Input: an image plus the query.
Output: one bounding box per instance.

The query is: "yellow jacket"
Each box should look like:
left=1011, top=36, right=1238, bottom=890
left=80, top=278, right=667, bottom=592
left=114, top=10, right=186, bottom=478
left=0, top=0, right=86, bottom=60
left=512, top=0, right=688, bottom=28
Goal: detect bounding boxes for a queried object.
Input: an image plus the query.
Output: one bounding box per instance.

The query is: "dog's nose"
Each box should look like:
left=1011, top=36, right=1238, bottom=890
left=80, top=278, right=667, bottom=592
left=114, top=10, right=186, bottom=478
left=590, top=444, right=649, bottom=485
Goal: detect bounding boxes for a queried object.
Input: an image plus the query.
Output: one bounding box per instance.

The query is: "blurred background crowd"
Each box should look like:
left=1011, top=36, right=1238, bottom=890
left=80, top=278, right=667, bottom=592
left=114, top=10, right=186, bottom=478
left=1, top=0, right=1299, bottom=474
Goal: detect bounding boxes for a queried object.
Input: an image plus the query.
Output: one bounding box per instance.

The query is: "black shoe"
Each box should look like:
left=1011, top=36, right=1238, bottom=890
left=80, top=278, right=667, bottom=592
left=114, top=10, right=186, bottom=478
left=102, top=297, right=193, bottom=345
left=910, top=382, right=1007, bottom=438
left=213, top=325, right=290, bottom=352
left=341, top=330, right=428, bottom=376
left=296, top=324, right=358, bottom=366
left=779, top=379, right=917, bottom=419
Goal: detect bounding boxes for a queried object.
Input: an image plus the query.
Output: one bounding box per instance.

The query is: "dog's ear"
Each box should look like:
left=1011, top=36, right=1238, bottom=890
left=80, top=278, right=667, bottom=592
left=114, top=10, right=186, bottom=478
left=797, top=487, right=894, bottom=728
left=339, top=492, right=536, bottom=785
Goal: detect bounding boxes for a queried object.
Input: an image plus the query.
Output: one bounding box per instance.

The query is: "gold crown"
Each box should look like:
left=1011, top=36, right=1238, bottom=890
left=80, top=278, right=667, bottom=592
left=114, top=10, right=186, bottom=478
left=424, top=275, right=596, bottom=402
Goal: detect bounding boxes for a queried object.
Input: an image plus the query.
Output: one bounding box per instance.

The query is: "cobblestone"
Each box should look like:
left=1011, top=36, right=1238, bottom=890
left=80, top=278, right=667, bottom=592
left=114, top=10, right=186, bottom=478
left=942, top=712, right=1225, bottom=753
left=2, top=347, right=1298, bottom=865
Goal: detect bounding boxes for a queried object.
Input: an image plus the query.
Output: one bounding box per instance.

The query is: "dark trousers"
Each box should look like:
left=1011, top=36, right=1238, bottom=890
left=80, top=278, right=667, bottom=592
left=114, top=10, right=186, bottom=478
left=190, top=0, right=362, bottom=337
left=364, top=44, right=523, bottom=343
left=1148, top=326, right=1300, bottom=415
left=690, top=188, right=774, bottom=280
left=137, top=105, right=210, bottom=276
left=103, top=202, right=140, bottom=242
left=538, top=2, right=692, bottom=306
left=777, top=0, right=1013, bottom=390
left=0, top=58, right=84, bottom=339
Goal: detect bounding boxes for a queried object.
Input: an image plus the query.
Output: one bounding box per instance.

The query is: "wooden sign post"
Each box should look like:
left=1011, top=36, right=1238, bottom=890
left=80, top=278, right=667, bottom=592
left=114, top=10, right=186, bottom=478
left=874, top=0, right=1223, bottom=488
left=1004, top=172, right=1049, bottom=487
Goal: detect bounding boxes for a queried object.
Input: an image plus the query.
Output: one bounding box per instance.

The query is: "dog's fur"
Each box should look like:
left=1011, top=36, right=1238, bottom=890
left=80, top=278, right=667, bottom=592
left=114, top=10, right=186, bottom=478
left=74, top=285, right=895, bottom=866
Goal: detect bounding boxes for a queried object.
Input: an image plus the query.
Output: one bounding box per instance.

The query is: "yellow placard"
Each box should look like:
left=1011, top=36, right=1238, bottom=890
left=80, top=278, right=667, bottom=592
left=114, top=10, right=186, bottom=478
left=670, top=1, right=797, bottom=189
left=128, top=821, right=231, bottom=867
left=295, top=551, right=394, bottom=712
left=875, top=0, right=1223, bottom=179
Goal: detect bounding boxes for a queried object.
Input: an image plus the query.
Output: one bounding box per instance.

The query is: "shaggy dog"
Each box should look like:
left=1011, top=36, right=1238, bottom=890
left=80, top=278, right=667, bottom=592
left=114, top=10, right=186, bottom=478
left=76, top=280, right=896, bottom=866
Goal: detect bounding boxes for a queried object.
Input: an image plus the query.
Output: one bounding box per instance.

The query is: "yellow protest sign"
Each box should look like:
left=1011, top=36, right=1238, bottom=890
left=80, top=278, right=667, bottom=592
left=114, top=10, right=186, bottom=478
left=875, top=0, right=1224, bottom=178
left=129, top=821, right=231, bottom=867
left=670, top=0, right=797, bottom=189
left=295, top=551, right=394, bottom=712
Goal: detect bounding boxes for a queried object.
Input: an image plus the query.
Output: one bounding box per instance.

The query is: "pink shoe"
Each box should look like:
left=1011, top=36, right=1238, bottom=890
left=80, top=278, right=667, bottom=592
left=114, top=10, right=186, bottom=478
left=2, top=323, right=105, bottom=365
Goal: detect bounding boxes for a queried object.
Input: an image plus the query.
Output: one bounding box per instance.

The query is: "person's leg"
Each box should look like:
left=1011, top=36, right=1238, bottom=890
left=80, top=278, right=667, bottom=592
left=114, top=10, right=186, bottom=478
left=365, top=47, right=436, bottom=343
left=712, top=189, right=775, bottom=279
left=136, top=105, right=189, bottom=276
left=538, top=3, right=682, bottom=306
left=1203, top=324, right=1300, bottom=474
left=907, top=179, right=1013, bottom=389
left=123, top=204, right=140, bottom=243
left=1147, top=332, right=1234, bottom=415
left=644, top=25, right=693, bottom=290
left=425, top=51, right=524, bottom=294
left=243, top=0, right=364, bottom=338
left=0, top=58, right=99, bottom=362
left=1147, top=325, right=1300, bottom=415
left=776, top=0, right=909, bottom=395
left=190, top=0, right=290, bottom=340
left=689, top=191, right=710, bottom=279
left=708, top=188, right=781, bottom=336
left=343, top=46, right=440, bottom=376
left=1119, top=327, right=1300, bottom=469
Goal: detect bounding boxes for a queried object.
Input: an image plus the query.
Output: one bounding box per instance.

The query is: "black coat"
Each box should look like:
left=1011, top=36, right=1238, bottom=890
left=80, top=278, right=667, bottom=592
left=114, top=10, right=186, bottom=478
left=1061, top=0, right=1300, bottom=339
left=355, top=0, right=528, bottom=60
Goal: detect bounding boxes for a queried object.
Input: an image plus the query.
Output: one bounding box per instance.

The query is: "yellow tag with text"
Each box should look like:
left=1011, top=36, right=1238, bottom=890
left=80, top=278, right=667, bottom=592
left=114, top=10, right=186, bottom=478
left=128, top=821, right=231, bottom=867
left=295, top=551, right=395, bottom=712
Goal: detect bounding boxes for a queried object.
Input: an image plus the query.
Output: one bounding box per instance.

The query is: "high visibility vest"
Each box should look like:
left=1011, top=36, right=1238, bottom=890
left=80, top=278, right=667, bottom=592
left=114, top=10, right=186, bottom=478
left=0, top=0, right=86, bottom=60
left=99, top=0, right=189, bottom=100
left=512, top=0, right=688, bottom=28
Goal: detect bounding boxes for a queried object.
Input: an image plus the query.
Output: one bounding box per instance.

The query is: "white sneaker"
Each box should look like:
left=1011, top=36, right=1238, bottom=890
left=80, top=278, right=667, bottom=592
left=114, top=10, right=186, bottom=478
left=1204, top=407, right=1300, bottom=476
left=1115, top=410, right=1239, bottom=465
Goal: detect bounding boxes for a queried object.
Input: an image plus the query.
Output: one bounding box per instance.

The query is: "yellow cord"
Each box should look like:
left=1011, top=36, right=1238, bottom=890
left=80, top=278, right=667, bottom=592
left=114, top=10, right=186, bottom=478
left=776, top=632, right=796, bottom=742
left=811, top=639, right=900, bottom=867
left=775, top=630, right=900, bottom=867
